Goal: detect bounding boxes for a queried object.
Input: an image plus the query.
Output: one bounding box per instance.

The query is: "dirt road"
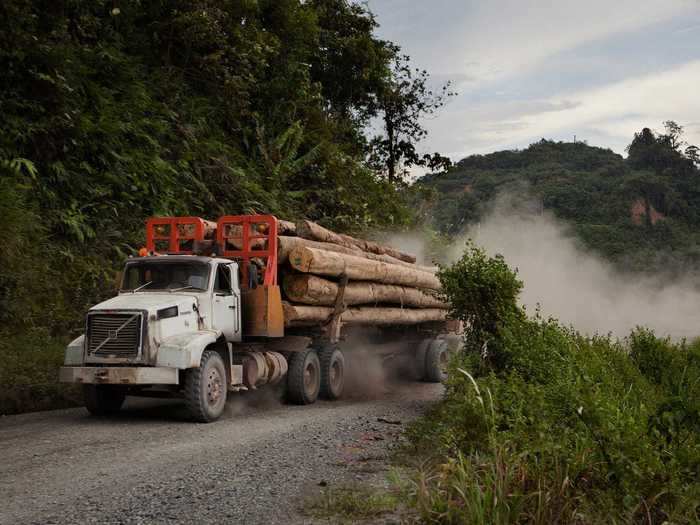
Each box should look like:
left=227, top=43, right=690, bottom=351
left=0, top=383, right=441, bottom=524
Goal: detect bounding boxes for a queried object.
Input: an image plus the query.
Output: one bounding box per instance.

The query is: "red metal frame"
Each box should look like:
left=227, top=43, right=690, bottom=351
left=145, top=217, right=208, bottom=255
left=217, top=215, right=278, bottom=287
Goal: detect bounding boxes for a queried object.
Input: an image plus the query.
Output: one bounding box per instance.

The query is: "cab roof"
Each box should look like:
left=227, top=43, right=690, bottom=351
left=127, top=255, right=234, bottom=265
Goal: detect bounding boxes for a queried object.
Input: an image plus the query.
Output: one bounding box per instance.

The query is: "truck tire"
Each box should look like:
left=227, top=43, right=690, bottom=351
left=287, top=349, right=321, bottom=405
left=413, top=339, right=432, bottom=380
left=185, top=349, right=227, bottom=423
left=319, top=347, right=345, bottom=400
left=425, top=339, right=449, bottom=383
left=83, top=385, right=126, bottom=416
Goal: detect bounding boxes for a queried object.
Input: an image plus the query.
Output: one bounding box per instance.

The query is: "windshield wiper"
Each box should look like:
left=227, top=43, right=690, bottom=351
left=169, top=285, right=196, bottom=293
left=132, top=281, right=153, bottom=293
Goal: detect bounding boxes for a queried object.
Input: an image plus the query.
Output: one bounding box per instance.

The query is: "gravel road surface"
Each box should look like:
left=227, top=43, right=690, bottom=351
left=0, top=382, right=441, bottom=524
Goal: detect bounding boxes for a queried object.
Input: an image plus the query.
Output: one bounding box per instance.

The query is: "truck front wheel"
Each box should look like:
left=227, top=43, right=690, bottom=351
left=319, top=347, right=344, bottom=400
left=83, top=385, right=126, bottom=416
left=287, top=349, right=321, bottom=405
left=185, top=350, right=228, bottom=422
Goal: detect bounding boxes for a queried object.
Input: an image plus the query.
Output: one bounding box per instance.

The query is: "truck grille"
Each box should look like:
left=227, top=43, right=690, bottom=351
left=87, top=313, right=142, bottom=358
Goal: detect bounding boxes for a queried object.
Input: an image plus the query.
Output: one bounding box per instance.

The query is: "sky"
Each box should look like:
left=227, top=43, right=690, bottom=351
left=366, top=0, right=700, bottom=162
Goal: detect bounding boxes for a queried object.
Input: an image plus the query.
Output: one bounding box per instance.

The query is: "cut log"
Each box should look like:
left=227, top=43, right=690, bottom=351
left=283, top=302, right=447, bottom=326
left=296, top=220, right=416, bottom=263
left=279, top=236, right=360, bottom=262
left=288, top=246, right=441, bottom=290
left=278, top=220, right=296, bottom=236
left=278, top=236, right=436, bottom=273
left=170, top=219, right=217, bottom=239
left=283, top=274, right=446, bottom=308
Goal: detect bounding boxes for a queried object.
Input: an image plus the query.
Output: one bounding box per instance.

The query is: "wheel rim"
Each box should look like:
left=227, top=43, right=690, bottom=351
left=207, top=367, right=223, bottom=406
left=329, top=359, right=343, bottom=392
left=304, top=361, right=318, bottom=395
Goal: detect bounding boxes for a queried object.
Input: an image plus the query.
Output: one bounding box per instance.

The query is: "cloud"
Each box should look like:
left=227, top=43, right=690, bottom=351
left=370, top=0, right=696, bottom=85
left=478, top=60, right=700, bottom=150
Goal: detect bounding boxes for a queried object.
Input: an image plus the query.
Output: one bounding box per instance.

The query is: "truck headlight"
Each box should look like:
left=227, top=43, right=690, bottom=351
left=157, top=306, right=178, bottom=320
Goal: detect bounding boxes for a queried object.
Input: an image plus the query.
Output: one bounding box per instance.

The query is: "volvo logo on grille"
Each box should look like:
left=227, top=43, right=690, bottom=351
left=108, top=329, right=118, bottom=340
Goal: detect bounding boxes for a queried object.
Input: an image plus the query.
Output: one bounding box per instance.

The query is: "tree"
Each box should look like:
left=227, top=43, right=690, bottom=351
left=626, top=121, right=696, bottom=175
left=369, top=54, right=455, bottom=183
left=309, top=0, right=393, bottom=122
left=685, top=145, right=699, bottom=167
left=661, top=120, right=686, bottom=151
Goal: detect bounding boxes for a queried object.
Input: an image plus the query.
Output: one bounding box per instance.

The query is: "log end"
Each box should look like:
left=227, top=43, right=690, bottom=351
left=288, top=246, right=313, bottom=273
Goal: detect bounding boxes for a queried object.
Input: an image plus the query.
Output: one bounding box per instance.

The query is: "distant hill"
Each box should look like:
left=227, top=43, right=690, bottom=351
left=419, top=127, right=700, bottom=276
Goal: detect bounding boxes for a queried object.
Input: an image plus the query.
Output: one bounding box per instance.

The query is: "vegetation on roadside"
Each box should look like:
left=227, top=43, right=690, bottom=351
left=399, top=244, right=700, bottom=524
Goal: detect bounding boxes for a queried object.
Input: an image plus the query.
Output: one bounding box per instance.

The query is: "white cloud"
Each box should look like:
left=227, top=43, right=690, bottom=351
left=478, top=60, right=700, bottom=151
left=370, top=0, right=696, bottom=85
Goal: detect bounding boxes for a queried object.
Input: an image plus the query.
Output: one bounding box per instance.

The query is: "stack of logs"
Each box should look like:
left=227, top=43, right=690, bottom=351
left=278, top=220, right=448, bottom=328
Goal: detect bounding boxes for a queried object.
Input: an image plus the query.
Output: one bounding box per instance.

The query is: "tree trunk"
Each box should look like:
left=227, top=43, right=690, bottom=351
left=288, top=246, right=440, bottom=290
left=278, top=236, right=436, bottom=272
left=283, top=302, right=447, bottom=327
left=283, top=274, right=446, bottom=308
left=295, top=219, right=416, bottom=263
left=386, top=113, right=396, bottom=183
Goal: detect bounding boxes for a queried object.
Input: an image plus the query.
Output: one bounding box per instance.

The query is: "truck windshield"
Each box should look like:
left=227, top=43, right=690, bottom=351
left=121, top=261, right=210, bottom=292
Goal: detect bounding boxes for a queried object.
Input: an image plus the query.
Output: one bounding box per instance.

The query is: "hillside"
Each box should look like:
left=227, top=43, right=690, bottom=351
left=419, top=128, right=700, bottom=276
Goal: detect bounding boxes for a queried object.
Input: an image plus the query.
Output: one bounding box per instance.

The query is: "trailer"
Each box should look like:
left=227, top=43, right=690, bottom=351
left=59, top=215, right=458, bottom=422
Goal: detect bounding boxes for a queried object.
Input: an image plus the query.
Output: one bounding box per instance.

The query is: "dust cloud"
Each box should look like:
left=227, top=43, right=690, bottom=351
left=341, top=331, right=417, bottom=399
left=450, top=199, right=700, bottom=340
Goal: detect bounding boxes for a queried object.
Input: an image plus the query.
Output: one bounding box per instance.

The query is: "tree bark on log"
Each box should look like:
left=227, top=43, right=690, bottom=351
left=283, top=274, right=446, bottom=308
left=278, top=236, right=436, bottom=273
left=277, top=220, right=296, bottom=236
left=295, top=220, right=416, bottom=263
left=282, top=302, right=447, bottom=326
left=288, top=246, right=441, bottom=290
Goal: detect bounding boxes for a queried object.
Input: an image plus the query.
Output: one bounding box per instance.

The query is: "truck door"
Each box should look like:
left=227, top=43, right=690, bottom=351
left=212, top=263, right=241, bottom=342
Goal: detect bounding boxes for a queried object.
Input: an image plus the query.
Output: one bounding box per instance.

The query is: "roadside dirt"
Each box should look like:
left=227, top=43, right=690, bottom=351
left=0, top=382, right=441, bottom=524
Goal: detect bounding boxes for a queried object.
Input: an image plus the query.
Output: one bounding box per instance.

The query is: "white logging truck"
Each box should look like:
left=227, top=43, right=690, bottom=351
left=59, top=215, right=458, bottom=422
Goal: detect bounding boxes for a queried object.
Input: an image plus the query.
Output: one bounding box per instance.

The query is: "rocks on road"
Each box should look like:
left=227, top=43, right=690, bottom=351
left=0, top=382, right=442, bottom=525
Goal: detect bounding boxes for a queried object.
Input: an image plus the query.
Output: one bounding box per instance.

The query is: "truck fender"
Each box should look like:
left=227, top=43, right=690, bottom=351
left=64, top=335, right=85, bottom=366
left=156, top=330, right=221, bottom=369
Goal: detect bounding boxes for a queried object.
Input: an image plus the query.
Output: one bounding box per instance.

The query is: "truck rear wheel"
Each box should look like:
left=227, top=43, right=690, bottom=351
left=287, top=349, right=321, bottom=405
left=413, top=339, right=432, bottom=380
left=319, top=347, right=344, bottom=400
left=83, top=385, right=126, bottom=416
left=425, top=339, right=449, bottom=383
left=185, top=349, right=227, bottom=422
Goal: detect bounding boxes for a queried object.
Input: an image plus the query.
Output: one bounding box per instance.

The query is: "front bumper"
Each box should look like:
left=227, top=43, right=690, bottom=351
left=59, top=366, right=179, bottom=385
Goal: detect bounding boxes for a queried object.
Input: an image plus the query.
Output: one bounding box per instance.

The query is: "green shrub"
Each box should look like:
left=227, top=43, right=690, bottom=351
left=438, top=242, right=524, bottom=370
left=0, top=329, right=81, bottom=414
left=403, top=245, right=700, bottom=524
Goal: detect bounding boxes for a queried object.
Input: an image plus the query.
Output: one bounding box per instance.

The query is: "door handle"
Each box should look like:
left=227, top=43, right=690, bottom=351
left=228, top=305, right=235, bottom=309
